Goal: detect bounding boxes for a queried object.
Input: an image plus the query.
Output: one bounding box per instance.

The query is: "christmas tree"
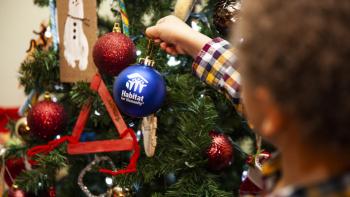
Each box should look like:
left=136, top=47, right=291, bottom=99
left=4, top=0, right=257, bottom=196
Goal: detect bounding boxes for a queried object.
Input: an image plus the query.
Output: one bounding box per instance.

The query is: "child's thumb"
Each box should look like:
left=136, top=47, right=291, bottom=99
left=145, top=26, right=160, bottom=39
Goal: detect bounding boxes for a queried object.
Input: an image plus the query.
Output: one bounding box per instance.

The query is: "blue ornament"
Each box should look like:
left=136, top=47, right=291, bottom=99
left=80, top=132, right=96, bottom=142
left=165, top=172, right=177, bottom=185
left=113, top=63, right=166, bottom=117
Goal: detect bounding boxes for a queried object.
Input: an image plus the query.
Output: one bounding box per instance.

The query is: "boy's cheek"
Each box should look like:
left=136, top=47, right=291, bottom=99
left=242, top=87, right=263, bottom=133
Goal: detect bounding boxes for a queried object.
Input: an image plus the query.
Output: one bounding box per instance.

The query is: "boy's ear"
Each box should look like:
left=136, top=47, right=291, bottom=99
left=255, top=87, right=284, bottom=138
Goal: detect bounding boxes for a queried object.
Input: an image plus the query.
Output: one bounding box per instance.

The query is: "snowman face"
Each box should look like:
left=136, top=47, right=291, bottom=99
left=71, top=0, right=79, bottom=6
left=69, top=0, right=84, bottom=17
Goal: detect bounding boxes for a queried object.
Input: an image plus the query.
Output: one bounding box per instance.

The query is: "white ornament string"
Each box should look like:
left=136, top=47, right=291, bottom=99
left=0, top=146, right=7, bottom=192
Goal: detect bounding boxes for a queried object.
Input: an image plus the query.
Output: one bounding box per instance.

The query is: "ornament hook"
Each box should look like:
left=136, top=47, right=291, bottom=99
left=146, top=39, right=156, bottom=58
left=113, top=23, right=121, bottom=33
left=44, top=91, right=52, bottom=101
left=139, top=39, right=156, bottom=67
left=140, top=56, right=155, bottom=67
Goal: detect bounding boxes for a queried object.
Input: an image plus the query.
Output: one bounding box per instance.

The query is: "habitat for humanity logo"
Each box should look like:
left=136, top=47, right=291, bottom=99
left=121, top=73, right=148, bottom=106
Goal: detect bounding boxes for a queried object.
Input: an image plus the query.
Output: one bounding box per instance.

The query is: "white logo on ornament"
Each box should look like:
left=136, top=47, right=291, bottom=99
left=120, top=73, right=148, bottom=106
left=125, top=73, right=148, bottom=93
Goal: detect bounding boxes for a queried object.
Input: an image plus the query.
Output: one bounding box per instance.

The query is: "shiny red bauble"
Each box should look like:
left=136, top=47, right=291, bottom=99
left=239, top=176, right=262, bottom=195
left=206, top=131, right=234, bottom=171
left=8, top=187, right=27, bottom=197
left=93, top=32, right=136, bottom=76
left=4, top=158, right=26, bottom=187
left=27, top=100, right=67, bottom=140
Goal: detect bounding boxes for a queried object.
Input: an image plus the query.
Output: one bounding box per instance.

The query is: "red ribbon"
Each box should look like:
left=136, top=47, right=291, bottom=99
left=27, top=136, right=77, bottom=157
left=99, top=128, right=140, bottom=175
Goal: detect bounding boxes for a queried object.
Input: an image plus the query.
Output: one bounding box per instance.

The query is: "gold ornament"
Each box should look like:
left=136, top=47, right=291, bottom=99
left=15, top=117, right=31, bottom=141
left=37, top=91, right=55, bottom=102
left=108, top=186, right=132, bottom=197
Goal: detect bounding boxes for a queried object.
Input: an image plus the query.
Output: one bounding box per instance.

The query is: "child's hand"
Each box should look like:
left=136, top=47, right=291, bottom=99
left=146, top=15, right=211, bottom=58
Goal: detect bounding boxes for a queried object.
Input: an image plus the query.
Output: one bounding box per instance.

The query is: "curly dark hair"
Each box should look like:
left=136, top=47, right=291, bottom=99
left=237, top=0, right=350, bottom=151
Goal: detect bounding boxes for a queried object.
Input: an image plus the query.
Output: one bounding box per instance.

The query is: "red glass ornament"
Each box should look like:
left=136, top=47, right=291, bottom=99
left=27, top=100, right=67, bottom=140
left=93, top=32, right=136, bottom=76
left=239, top=177, right=262, bottom=195
left=48, top=186, right=56, bottom=197
left=32, top=187, right=56, bottom=197
left=8, top=187, right=27, bottom=197
left=206, top=131, right=234, bottom=171
left=4, top=158, right=25, bottom=187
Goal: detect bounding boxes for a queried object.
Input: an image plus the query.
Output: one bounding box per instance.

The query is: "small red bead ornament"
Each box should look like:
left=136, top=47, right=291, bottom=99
left=206, top=131, right=234, bottom=171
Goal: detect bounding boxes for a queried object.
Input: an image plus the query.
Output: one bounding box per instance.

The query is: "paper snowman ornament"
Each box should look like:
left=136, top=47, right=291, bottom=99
left=57, top=0, right=97, bottom=82
left=63, top=0, right=89, bottom=70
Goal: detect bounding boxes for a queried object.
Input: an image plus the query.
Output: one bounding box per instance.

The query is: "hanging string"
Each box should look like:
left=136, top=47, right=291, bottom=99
left=49, top=0, right=59, bottom=51
left=5, top=167, right=15, bottom=186
left=146, top=39, right=156, bottom=59
left=256, top=134, right=262, bottom=152
left=139, top=39, right=156, bottom=67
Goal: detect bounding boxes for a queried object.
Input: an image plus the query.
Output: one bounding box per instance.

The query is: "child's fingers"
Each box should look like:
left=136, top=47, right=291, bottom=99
left=154, top=39, right=161, bottom=43
left=160, top=42, right=168, bottom=50
left=165, top=47, right=178, bottom=56
left=159, top=42, right=178, bottom=56
left=145, top=26, right=160, bottom=39
left=156, top=17, right=166, bottom=25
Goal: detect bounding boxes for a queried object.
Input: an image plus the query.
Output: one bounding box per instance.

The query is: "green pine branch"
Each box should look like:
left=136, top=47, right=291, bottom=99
left=15, top=147, right=67, bottom=194
left=18, top=48, right=60, bottom=94
left=165, top=171, right=232, bottom=197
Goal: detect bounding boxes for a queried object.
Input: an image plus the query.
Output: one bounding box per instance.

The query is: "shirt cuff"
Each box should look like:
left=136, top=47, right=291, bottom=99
left=192, top=38, right=231, bottom=82
left=192, top=37, right=241, bottom=103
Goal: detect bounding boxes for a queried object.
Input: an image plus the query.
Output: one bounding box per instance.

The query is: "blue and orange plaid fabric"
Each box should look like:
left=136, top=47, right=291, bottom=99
left=192, top=38, right=350, bottom=197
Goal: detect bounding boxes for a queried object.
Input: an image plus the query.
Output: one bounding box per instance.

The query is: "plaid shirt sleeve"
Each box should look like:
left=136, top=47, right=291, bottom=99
left=192, top=37, right=241, bottom=105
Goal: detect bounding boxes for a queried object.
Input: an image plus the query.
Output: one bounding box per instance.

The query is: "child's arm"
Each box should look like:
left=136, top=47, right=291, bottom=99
left=146, top=16, right=241, bottom=104
left=145, top=15, right=211, bottom=57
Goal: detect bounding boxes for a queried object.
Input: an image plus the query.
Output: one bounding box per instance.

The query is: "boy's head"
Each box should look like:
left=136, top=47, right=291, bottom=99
left=236, top=0, right=350, bottom=152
